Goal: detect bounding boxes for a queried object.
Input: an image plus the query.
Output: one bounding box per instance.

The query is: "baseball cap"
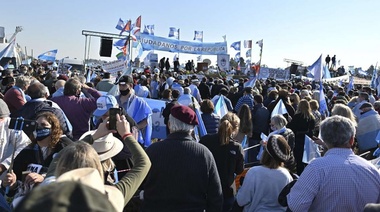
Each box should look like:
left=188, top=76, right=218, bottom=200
left=93, top=95, right=118, bottom=117
left=117, top=75, right=133, bottom=85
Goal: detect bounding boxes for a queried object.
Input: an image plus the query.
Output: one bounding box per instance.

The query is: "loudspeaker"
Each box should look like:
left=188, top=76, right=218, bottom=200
left=290, top=64, right=298, bottom=75
left=99, top=37, right=113, bottom=57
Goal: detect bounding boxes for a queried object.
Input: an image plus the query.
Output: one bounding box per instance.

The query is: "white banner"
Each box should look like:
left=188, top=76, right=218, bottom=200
left=258, top=67, right=290, bottom=80
left=102, top=59, right=128, bottom=74
left=217, top=54, right=230, bottom=72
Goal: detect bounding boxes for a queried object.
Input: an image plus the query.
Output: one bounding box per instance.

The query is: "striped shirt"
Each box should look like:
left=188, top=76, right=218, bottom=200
left=235, top=94, right=254, bottom=112
left=288, top=148, right=380, bottom=212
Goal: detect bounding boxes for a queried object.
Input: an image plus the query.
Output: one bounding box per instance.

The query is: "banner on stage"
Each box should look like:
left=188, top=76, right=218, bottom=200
left=258, top=67, right=290, bottom=80
left=140, top=34, right=227, bottom=55
left=217, top=54, right=230, bottom=72
left=102, top=60, right=128, bottom=74
left=143, top=98, right=167, bottom=139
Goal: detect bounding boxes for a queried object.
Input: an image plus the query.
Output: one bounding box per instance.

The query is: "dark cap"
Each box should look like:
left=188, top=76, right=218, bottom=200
left=117, top=75, right=133, bottom=85
left=244, top=87, right=253, bottom=93
left=103, top=72, right=111, bottom=79
left=170, top=105, right=198, bottom=125
left=360, top=102, right=373, bottom=109
left=265, top=135, right=290, bottom=162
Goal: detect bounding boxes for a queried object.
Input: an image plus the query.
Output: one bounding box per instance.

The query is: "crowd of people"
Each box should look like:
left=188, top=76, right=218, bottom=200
left=0, top=59, right=378, bottom=211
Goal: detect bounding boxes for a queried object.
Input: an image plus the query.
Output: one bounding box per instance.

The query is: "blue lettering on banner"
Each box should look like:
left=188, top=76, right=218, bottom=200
left=140, top=34, right=227, bottom=55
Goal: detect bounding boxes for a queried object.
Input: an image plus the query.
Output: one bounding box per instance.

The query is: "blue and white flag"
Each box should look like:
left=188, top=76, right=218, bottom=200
left=302, top=135, right=321, bottom=164
left=346, top=76, right=354, bottom=94
left=114, top=38, right=127, bottom=49
left=246, top=49, right=251, bottom=58
left=271, top=99, right=288, bottom=118
left=230, top=41, right=241, bottom=51
left=193, top=30, right=203, bottom=42
left=197, top=55, right=202, bottom=62
left=244, top=76, right=257, bottom=88
left=0, top=39, right=16, bottom=60
left=142, top=25, right=155, bottom=35
left=371, top=65, right=378, bottom=89
left=214, top=95, right=228, bottom=118
left=308, top=54, right=322, bottom=82
left=358, top=68, right=368, bottom=76
left=168, top=27, right=180, bottom=39
left=323, top=65, right=331, bottom=79
left=38, top=49, right=58, bottom=62
left=115, top=18, right=125, bottom=31
left=194, top=107, right=207, bottom=137
left=234, top=52, right=240, bottom=62
left=319, top=82, right=328, bottom=116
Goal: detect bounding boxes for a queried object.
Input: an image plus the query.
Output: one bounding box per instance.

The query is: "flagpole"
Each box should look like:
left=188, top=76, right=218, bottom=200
left=177, top=29, right=180, bottom=65
left=258, top=40, right=263, bottom=77
left=83, top=35, right=88, bottom=70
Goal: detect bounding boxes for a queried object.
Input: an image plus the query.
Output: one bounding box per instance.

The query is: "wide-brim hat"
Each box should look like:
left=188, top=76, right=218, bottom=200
left=57, top=168, right=124, bottom=212
left=80, top=131, right=123, bottom=162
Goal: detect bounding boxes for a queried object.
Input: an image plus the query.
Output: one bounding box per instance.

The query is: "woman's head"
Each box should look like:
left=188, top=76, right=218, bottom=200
left=289, top=93, right=300, bottom=105
left=331, top=103, right=357, bottom=126
left=270, top=115, right=287, bottom=131
left=200, top=99, right=215, bottom=114
left=296, top=99, right=313, bottom=119
left=218, top=112, right=240, bottom=145
left=261, top=135, right=290, bottom=169
left=237, top=104, right=252, bottom=135
left=35, top=112, right=62, bottom=148
left=309, top=100, right=319, bottom=111
left=55, top=141, right=103, bottom=181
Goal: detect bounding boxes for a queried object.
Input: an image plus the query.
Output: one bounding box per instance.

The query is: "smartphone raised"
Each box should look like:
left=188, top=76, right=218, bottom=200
left=108, top=108, right=121, bottom=130
left=9, top=118, right=36, bottom=132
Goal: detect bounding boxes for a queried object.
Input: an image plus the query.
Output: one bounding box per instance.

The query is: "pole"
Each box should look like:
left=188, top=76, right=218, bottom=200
left=87, top=36, right=91, bottom=62
left=83, top=35, right=88, bottom=69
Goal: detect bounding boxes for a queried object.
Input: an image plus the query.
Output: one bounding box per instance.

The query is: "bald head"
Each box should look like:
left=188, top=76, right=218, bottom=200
left=55, top=79, right=66, bottom=90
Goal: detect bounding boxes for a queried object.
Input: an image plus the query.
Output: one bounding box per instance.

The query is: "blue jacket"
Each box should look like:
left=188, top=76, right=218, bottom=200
left=202, top=113, right=220, bottom=135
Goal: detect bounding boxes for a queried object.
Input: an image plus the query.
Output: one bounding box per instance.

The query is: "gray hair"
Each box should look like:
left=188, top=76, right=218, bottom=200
left=271, top=114, right=287, bottom=129
left=320, top=116, right=356, bottom=148
left=168, top=114, right=194, bottom=133
left=15, top=75, right=31, bottom=88
left=184, top=87, right=191, bottom=94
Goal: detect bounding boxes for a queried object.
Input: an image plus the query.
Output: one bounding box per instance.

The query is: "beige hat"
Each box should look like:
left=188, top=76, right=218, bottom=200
left=80, top=131, right=123, bottom=161
left=57, top=168, right=124, bottom=212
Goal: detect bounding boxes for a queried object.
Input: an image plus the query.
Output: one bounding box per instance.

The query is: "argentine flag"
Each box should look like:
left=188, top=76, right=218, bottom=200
left=230, top=41, right=241, bottom=51
left=214, top=95, right=228, bottom=118
left=168, top=27, right=180, bottom=40
left=271, top=99, right=288, bottom=118
left=0, top=39, right=16, bottom=60
left=38, top=49, right=58, bottom=62
left=193, top=31, right=203, bottom=42
left=143, top=25, right=155, bottom=35
left=302, top=135, right=321, bottom=164
left=244, top=76, right=257, bottom=88
left=308, top=54, right=322, bottom=82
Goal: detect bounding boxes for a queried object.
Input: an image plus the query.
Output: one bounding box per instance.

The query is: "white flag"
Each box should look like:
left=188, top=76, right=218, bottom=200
left=271, top=99, right=288, bottom=117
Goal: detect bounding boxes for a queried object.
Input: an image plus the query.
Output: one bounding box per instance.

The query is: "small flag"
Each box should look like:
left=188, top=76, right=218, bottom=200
left=197, top=55, right=202, bottom=62
left=222, top=35, right=227, bottom=42
left=271, top=99, right=288, bottom=117
left=114, top=38, right=127, bottom=49
left=143, top=25, right=155, bottom=35
left=194, top=107, right=207, bottom=137
left=173, top=54, right=178, bottom=61
left=193, top=30, right=203, bottom=42
left=319, top=82, right=328, bottom=115
left=235, top=52, right=240, bottom=62
left=214, top=95, right=228, bottom=118
left=135, top=15, right=141, bottom=29
left=256, top=39, right=263, bottom=48
left=244, top=76, right=257, bottom=88
left=115, top=18, right=125, bottom=31
left=0, top=39, right=16, bottom=60
left=246, top=49, right=251, bottom=58
left=308, top=54, right=323, bottom=82
left=346, top=76, right=354, bottom=94
left=119, top=20, right=131, bottom=35
left=38, top=49, right=58, bottom=62
left=323, top=65, right=331, bottom=79
left=168, top=27, right=180, bottom=39
left=144, top=51, right=154, bottom=66
left=230, top=41, right=241, bottom=51
left=244, top=40, right=252, bottom=48
left=116, top=52, right=126, bottom=61
left=371, top=65, right=378, bottom=89
left=302, top=135, right=321, bottom=164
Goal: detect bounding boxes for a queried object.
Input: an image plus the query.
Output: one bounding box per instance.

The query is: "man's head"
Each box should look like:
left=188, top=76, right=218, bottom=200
left=359, top=92, right=369, bottom=102
left=103, top=72, right=111, bottom=79
left=320, top=116, right=356, bottom=149
left=117, top=75, right=134, bottom=96
left=64, top=78, right=81, bottom=96
left=93, top=95, right=119, bottom=119
left=359, top=102, right=373, bottom=113
left=168, top=105, right=198, bottom=133
left=55, top=79, right=66, bottom=90
left=27, top=82, right=49, bottom=99
left=15, top=76, right=31, bottom=91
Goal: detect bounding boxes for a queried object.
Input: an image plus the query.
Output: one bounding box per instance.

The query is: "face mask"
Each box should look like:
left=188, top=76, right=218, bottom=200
left=120, top=88, right=130, bottom=96
left=271, top=126, right=277, bottom=131
left=34, top=128, right=51, bottom=141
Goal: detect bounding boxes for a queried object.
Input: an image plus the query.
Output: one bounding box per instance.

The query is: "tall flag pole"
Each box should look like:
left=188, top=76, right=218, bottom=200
left=255, top=39, right=263, bottom=76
